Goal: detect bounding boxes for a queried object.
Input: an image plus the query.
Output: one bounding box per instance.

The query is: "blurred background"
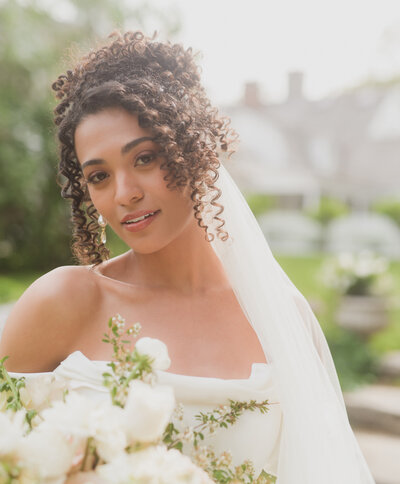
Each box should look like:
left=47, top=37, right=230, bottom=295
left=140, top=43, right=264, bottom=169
left=0, top=0, right=399, bottom=482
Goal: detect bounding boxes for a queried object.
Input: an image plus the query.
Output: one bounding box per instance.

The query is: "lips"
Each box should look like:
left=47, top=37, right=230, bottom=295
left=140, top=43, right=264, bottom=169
left=121, top=210, right=160, bottom=224
left=121, top=210, right=161, bottom=233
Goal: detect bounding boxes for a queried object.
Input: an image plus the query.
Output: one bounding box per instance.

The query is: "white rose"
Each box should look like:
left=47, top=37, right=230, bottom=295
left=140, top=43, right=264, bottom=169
left=0, top=410, right=25, bottom=456
left=40, top=390, right=127, bottom=463
left=18, top=424, right=74, bottom=480
left=96, top=446, right=213, bottom=484
left=95, top=454, right=134, bottom=484
left=40, top=391, right=98, bottom=442
left=19, top=374, right=67, bottom=412
left=93, top=404, right=127, bottom=462
left=124, top=380, right=175, bottom=443
left=135, top=337, right=171, bottom=370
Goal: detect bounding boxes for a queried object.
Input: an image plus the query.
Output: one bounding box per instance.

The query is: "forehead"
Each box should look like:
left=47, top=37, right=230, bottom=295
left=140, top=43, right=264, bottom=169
left=74, top=107, right=152, bottom=162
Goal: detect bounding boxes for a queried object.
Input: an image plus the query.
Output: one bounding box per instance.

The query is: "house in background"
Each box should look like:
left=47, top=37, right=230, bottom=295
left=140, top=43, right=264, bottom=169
left=223, top=73, right=400, bottom=211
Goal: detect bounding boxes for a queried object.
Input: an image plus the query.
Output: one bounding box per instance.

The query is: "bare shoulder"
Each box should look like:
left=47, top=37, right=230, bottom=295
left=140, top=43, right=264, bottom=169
left=0, top=265, right=100, bottom=372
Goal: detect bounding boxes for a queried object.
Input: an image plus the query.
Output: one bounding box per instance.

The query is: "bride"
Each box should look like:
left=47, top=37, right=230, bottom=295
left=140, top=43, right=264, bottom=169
left=0, top=31, right=375, bottom=483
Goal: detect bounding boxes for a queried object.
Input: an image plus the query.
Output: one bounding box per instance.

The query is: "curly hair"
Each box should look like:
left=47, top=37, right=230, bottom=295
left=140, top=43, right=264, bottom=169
left=52, top=31, right=236, bottom=265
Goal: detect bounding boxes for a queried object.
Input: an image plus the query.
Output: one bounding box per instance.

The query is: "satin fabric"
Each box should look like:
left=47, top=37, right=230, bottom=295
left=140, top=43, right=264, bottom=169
left=11, top=350, right=283, bottom=477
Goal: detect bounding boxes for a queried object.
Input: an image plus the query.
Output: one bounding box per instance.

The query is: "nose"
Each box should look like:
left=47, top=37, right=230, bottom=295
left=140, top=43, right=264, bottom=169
left=114, top=171, right=144, bottom=206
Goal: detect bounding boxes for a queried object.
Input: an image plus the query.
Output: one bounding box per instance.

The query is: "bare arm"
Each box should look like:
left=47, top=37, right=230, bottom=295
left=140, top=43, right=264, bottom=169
left=0, top=266, right=95, bottom=372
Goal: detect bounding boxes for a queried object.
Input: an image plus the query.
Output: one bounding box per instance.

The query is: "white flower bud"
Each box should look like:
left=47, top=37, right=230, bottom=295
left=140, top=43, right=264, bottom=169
left=135, top=337, right=171, bottom=371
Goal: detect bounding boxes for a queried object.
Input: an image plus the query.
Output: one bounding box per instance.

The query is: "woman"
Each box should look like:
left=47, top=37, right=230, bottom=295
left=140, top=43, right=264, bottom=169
left=0, top=32, right=375, bottom=483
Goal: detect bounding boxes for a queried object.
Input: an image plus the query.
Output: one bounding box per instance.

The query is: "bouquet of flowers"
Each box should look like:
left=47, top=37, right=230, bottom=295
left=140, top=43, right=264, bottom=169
left=320, top=251, right=391, bottom=297
left=0, top=315, right=273, bottom=484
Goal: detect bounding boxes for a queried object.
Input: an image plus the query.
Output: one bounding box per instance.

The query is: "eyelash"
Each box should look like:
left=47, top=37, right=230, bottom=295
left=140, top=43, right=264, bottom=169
left=86, top=172, right=108, bottom=185
left=85, top=153, right=157, bottom=185
left=135, top=153, right=157, bottom=166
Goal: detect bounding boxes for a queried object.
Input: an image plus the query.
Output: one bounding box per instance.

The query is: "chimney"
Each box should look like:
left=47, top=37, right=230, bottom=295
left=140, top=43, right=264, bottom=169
left=287, top=71, right=304, bottom=101
left=243, top=82, right=261, bottom=108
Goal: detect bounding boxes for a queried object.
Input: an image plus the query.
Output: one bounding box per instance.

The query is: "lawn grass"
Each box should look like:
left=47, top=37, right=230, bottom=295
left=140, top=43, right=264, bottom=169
left=1, top=254, right=399, bottom=367
left=276, top=254, right=400, bottom=352
left=370, top=259, right=400, bottom=354
left=277, top=254, right=400, bottom=389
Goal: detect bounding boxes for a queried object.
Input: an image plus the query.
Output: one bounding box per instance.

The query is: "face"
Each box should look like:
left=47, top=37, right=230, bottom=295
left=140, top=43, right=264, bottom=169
left=74, top=107, right=195, bottom=254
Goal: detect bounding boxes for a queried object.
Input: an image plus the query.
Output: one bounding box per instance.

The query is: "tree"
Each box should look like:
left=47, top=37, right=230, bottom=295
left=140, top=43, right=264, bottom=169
left=0, top=0, right=181, bottom=271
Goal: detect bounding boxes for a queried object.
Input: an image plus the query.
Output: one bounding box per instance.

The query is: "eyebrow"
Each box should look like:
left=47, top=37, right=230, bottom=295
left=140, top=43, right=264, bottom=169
left=81, top=136, right=155, bottom=169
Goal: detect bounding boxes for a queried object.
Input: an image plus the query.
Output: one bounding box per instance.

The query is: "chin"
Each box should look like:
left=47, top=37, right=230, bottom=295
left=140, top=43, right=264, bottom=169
left=128, top=242, right=166, bottom=255
left=117, top=212, right=196, bottom=255
left=118, top=231, right=173, bottom=255
left=126, top=228, right=192, bottom=255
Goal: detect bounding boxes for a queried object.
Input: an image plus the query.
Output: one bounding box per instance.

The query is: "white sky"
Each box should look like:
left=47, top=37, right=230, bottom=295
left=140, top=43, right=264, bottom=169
left=146, top=0, right=400, bottom=105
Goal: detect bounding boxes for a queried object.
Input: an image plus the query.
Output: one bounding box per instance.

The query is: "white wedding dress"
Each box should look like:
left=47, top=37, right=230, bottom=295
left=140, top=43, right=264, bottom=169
left=4, top=164, right=376, bottom=483
left=11, top=351, right=283, bottom=478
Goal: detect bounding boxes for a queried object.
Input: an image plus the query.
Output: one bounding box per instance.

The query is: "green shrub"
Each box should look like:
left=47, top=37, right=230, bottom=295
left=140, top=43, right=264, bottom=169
left=326, top=325, right=380, bottom=391
left=373, top=198, right=400, bottom=227
left=0, top=272, right=41, bottom=303
left=307, top=197, right=349, bottom=226
left=107, top=229, right=131, bottom=258
left=245, top=193, right=275, bottom=217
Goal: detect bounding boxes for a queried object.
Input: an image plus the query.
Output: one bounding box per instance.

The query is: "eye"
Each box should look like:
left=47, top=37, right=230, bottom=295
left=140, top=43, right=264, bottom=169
left=86, top=172, right=108, bottom=185
left=135, top=152, right=157, bottom=167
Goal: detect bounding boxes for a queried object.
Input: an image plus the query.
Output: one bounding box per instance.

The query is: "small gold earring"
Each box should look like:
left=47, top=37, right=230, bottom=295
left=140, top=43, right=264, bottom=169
left=98, top=214, right=107, bottom=244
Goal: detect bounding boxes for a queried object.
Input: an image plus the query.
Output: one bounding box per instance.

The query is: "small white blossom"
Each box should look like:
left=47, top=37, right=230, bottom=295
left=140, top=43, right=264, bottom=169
left=173, top=403, right=185, bottom=421
left=181, top=426, right=194, bottom=442
left=216, top=450, right=233, bottom=467
left=208, top=421, right=219, bottom=434
left=127, top=322, right=142, bottom=336
left=193, top=445, right=214, bottom=468
left=218, top=404, right=230, bottom=415
left=112, top=314, right=126, bottom=330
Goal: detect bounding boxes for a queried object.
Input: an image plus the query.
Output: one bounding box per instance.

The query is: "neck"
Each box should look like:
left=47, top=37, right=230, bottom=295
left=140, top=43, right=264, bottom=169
left=127, top=219, right=230, bottom=295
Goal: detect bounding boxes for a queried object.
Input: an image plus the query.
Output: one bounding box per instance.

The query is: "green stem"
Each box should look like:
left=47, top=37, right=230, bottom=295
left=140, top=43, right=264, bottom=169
left=0, top=364, right=22, bottom=410
left=166, top=411, right=231, bottom=450
left=81, top=437, right=94, bottom=471
left=167, top=401, right=272, bottom=450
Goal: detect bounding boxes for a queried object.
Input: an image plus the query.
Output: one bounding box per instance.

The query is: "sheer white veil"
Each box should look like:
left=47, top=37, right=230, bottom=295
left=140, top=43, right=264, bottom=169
left=207, top=164, right=375, bottom=483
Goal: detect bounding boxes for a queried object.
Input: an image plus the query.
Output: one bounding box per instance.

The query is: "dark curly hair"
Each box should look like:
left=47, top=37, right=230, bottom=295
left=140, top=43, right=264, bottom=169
left=52, top=31, right=236, bottom=266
